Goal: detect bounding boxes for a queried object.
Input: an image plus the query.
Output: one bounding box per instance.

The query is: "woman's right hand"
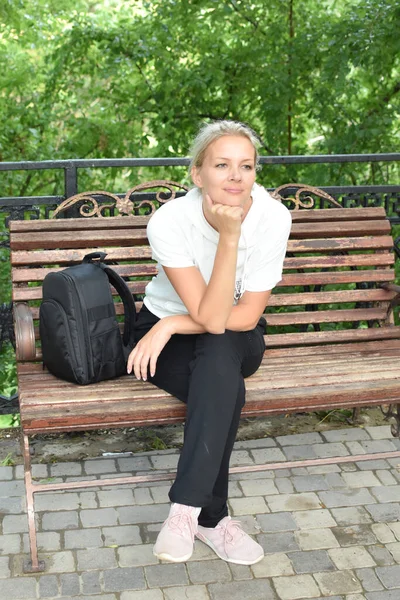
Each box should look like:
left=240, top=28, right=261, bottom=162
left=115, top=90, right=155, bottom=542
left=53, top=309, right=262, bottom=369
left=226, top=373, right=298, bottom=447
left=127, top=318, right=174, bottom=381
left=206, top=194, right=243, bottom=238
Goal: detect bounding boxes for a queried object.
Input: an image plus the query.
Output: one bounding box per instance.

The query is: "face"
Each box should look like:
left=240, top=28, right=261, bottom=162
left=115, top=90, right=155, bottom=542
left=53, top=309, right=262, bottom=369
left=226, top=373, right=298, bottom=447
left=191, top=135, right=256, bottom=208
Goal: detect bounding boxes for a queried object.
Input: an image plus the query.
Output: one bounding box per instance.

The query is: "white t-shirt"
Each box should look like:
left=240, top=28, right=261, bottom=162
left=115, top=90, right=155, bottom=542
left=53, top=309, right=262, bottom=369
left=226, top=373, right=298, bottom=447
left=144, top=183, right=292, bottom=319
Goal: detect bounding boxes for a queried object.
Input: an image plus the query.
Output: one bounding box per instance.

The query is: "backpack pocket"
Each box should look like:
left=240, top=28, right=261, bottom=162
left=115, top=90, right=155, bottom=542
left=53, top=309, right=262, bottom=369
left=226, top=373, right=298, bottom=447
left=39, top=299, right=86, bottom=384
left=90, top=324, right=126, bottom=382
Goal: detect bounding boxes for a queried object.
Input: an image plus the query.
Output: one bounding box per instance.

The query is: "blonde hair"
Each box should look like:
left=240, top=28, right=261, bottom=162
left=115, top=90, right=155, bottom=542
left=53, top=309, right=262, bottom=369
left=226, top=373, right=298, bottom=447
left=189, top=120, right=261, bottom=173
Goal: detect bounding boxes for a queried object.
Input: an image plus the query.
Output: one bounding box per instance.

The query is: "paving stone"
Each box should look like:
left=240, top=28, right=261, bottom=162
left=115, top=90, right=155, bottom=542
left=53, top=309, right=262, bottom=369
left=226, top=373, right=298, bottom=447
left=328, top=546, right=376, bottom=569
left=187, top=560, right=231, bottom=583
left=81, top=571, right=102, bottom=595
left=257, top=532, right=299, bottom=553
left=375, top=565, right=400, bottom=588
left=229, top=496, right=269, bottom=515
left=324, top=472, right=347, bottom=489
left=230, top=514, right=262, bottom=535
left=276, top=433, right=323, bottom=446
left=0, top=577, right=37, bottom=599
left=42, top=510, right=79, bottom=530
left=235, top=437, right=277, bottom=449
left=229, top=562, right=253, bottom=580
left=81, top=507, right=118, bottom=527
left=372, top=523, right=397, bottom=544
left=134, top=487, right=154, bottom=505
left=50, top=462, right=83, bottom=476
left=318, top=488, right=376, bottom=507
left=267, top=492, right=322, bottom=512
left=356, top=460, right=390, bottom=470
left=240, top=479, right=279, bottom=496
left=314, top=570, right=362, bottom=595
left=307, top=464, right=341, bottom=474
left=366, top=503, right=400, bottom=523
left=0, top=497, right=24, bottom=515
left=355, top=568, right=384, bottom=592
left=227, top=481, right=243, bottom=498
left=46, top=550, right=76, bottom=573
left=250, top=448, right=287, bottom=463
left=332, top=524, right=378, bottom=546
left=292, top=475, right=329, bottom=492
left=371, top=485, right=400, bottom=503
left=0, top=534, right=21, bottom=555
left=376, top=470, right=398, bottom=486
left=0, top=481, right=24, bottom=497
left=257, top=512, right=298, bottom=532
left=230, top=450, right=253, bottom=466
left=38, top=574, right=59, bottom=597
left=0, top=556, right=10, bottom=579
left=295, top=528, right=340, bottom=550
left=272, top=574, right=320, bottom=600
left=77, top=546, right=118, bottom=570
left=121, top=590, right=164, bottom=600
left=281, top=445, right=317, bottom=461
left=150, top=485, right=171, bottom=503
left=104, top=566, right=147, bottom=591
left=360, top=440, right=398, bottom=453
left=98, top=489, right=134, bottom=507
left=331, top=506, right=373, bottom=526
left=346, top=441, right=367, bottom=455
left=251, top=553, right=293, bottom=577
left=388, top=522, right=400, bottom=540
left=118, top=503, right=170, bottom=525
left=366, top=592, right=400, bottom=600
left=2, top=514, right=28, bottom=534
left=365, top=426, right=393, bottom=439
left=314, top=442, right=350, bottom=458
left=145, top=563, right=189, bottom=587
left=150, top=454, right=179, bottom=470
left=163, top=585, right=210, bottom=599
left=292, top=509, right=337, bottom=530
left=84, top=458, right=117, bottom=474
left=60, top=572, right=80, bottom=596
left=275, top=478, right=295, bottom=494
left=288, top=549, right=335, bottom=573
left=22, top=531, right=60, bottom=553
left=0, top=466, right=13, bottom=481
left=368, top=545, right=396, bottom=566
left=102, top=525, right=142, bottom=546
left=323, top=428, right=371, bottom=442
left=208, top=579, right=277, bottom=600
left=386, top=542, right=400, bottom=563
left=342, top=471, right=382, bottom=488
left=64, top=527, right=103, bottom=549
left=231, top=470, right=275, bottom=481
left=118, top=544, right=159, bottom=567
left=118, top=456, right=153, bottom=471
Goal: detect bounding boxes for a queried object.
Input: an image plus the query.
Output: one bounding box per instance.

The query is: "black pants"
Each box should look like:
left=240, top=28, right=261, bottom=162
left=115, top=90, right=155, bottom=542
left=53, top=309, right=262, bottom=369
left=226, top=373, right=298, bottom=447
left=134, top=305, right=266, bottom=528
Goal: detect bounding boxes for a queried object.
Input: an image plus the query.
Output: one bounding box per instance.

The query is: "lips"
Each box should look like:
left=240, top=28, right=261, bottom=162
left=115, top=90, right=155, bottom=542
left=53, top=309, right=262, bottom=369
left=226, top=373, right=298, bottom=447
left=224, top=188, right=243, bottom=194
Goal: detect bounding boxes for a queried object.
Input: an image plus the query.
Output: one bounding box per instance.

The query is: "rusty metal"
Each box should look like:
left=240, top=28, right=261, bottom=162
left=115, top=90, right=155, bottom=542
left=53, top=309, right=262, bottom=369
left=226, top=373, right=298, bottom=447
left=51, top=181, right=190, bottom=219
left=271, top=183, right=342, bottom=209
left=380, top=404, right=400, bottom=437
left=21, top=437, right=400, bottom=570
left=13, top=303, right=36, bottom=361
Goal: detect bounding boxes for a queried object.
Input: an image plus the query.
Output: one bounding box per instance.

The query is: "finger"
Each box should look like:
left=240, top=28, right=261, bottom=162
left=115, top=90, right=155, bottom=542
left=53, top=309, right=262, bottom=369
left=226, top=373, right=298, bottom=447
left=149, top=351, right=160, bottom=378
left=133, top=353, right=143, bottom=380
left=140, top=354, right=150, bottom=381
left=127, top=347, right=138, bottom=374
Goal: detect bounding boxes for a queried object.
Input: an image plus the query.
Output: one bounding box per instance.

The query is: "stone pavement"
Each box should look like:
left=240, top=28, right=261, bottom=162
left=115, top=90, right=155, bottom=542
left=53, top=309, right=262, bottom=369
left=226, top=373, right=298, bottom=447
left=1, top=425, right=400, bottom=600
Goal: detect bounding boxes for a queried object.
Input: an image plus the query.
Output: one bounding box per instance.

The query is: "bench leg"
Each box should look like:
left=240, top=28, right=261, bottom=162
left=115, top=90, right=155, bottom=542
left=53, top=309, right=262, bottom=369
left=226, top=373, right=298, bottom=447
left=381, top=404, right=400, bottom=438
left=21, top=433, right=45, bottom=573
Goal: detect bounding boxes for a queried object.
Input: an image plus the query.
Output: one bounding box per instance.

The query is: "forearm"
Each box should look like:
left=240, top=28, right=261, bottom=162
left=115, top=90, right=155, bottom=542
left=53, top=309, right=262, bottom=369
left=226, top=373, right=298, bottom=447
left=196, top=235, right=238, bottom=333
left=165, top=303, right=259, bottom=335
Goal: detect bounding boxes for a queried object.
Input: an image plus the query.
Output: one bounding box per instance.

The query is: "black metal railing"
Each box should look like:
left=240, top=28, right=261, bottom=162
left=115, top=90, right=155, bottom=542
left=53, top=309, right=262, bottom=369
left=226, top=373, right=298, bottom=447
left=1, top=152, right=400, bottom=414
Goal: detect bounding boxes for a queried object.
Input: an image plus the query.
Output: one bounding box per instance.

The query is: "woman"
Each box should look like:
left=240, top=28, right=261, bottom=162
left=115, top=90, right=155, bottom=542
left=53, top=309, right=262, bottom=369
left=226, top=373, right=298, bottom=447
left=127, top=120, right=291, bottom=565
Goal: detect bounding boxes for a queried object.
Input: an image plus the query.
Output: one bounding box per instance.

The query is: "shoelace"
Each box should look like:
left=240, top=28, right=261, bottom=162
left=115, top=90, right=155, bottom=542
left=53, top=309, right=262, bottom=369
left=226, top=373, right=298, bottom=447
left=165, top=507, right=198, bottom=540
left=217, top=518, right=245, bottom=552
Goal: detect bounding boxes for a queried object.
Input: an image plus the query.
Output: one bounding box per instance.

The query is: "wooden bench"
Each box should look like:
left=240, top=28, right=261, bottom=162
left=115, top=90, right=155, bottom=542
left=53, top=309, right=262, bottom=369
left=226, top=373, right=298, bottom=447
left=10, top=181, right=400, bottom=572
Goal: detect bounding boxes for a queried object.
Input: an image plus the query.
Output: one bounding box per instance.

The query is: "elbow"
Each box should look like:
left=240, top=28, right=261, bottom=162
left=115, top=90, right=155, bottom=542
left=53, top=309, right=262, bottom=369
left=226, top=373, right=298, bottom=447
left=194, top=314, right=226, bottom=335
left=204, top=324, right=226, bottom=335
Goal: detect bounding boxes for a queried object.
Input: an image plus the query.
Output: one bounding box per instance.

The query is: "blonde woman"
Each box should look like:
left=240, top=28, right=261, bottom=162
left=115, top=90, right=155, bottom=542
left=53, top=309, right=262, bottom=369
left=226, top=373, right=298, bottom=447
left=127, top=120, right=291, bottom=565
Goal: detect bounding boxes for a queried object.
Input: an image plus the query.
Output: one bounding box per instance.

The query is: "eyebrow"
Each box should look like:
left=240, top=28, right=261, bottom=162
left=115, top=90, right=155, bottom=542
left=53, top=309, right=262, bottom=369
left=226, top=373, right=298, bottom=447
left=214, top=156, right=254, bottom=162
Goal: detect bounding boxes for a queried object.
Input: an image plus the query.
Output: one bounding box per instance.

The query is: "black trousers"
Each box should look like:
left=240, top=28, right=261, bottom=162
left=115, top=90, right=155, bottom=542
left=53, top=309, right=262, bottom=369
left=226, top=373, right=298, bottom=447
left=134, top=305, right=266, bottom=528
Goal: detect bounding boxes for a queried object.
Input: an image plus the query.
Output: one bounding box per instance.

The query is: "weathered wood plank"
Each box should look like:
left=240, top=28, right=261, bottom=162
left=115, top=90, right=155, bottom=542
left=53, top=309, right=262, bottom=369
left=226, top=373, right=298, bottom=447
left=267, top=307, right=387, bottom=326
left=264, top=326, right=400, bottom=348
left=287, top=236, right=394, bottom=252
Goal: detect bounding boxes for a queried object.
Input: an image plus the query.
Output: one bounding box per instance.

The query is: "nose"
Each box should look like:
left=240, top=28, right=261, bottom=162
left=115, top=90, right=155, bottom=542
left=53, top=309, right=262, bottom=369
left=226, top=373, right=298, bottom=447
left=228, top=166, right=242, bottom=181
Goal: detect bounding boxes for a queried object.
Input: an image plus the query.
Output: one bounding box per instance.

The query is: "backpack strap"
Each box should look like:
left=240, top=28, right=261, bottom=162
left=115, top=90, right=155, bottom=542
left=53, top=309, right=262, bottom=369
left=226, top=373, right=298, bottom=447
left=83, top=253, right=136, bottom=353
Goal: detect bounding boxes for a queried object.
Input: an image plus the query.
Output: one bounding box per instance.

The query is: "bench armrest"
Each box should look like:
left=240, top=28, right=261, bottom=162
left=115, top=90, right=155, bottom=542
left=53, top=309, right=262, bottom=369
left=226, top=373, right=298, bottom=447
left=13, top=303, right=36, bottom=361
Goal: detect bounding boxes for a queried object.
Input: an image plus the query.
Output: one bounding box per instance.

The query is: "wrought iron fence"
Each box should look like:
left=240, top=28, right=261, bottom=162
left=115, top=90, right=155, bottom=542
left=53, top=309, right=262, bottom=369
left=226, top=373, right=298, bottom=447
left=1, top=153, right=400, bottom=413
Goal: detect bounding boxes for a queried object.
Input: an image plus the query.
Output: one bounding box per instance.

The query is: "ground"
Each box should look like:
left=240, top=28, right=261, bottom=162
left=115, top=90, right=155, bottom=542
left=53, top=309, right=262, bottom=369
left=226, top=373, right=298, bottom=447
left=0, top=406, right=394, bottom=465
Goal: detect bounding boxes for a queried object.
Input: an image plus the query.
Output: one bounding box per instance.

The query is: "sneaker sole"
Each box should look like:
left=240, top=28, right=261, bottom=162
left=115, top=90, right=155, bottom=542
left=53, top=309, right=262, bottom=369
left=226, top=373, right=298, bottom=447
left=153, top=550, right=193, bottom=563
left=196, top=533, right=264, bottom=566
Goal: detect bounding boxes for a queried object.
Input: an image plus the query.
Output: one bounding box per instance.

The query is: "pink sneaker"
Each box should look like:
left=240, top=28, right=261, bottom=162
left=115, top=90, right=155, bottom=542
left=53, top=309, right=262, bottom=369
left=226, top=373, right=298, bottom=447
left=196, top=516, right=264, bottom=565
left=153, top=503, right=201, bottom=562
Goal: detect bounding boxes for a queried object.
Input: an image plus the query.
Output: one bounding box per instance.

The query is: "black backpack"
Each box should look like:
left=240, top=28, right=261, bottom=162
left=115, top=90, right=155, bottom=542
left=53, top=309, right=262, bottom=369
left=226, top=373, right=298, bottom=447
left=39, top=252, right=136, bottom=385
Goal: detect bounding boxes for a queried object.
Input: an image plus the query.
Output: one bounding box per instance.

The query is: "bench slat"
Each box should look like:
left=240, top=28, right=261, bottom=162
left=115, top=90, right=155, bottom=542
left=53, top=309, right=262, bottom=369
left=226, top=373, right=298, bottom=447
left=264, top=326, right=400, bottom=348
left=267, top=307, right=387, bottom=326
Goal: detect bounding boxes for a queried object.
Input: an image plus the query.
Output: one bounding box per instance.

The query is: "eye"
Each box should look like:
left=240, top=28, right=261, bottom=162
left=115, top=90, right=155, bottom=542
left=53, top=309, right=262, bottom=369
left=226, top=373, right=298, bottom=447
left=216, top=163, right=227, bottom=168
left=242, top=164, right=254, bottom=170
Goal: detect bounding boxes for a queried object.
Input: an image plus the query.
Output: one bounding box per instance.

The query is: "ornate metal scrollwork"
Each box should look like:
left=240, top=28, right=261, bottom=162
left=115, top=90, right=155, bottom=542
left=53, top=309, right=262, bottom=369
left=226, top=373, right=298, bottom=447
left=51, top=180, right=190, bottom=219
left=380, top=404, right=400, bottom=438
left=271, top=183, right=342, bottom=210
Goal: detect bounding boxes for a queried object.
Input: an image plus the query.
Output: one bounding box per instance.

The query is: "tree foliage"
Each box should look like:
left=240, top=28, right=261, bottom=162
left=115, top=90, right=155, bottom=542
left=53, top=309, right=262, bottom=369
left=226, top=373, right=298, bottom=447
left=0, top=0, right=399, bottom=191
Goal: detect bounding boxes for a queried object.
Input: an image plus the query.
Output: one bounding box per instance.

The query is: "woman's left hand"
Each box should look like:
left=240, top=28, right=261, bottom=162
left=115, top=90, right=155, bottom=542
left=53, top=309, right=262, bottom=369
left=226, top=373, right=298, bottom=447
left=127, top=318, right=174, bottom=381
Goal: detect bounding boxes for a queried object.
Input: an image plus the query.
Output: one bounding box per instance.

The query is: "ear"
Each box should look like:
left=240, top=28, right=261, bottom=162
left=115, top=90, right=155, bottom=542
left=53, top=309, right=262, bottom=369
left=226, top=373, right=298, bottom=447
left=191, top=166, right=203, bottom=188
